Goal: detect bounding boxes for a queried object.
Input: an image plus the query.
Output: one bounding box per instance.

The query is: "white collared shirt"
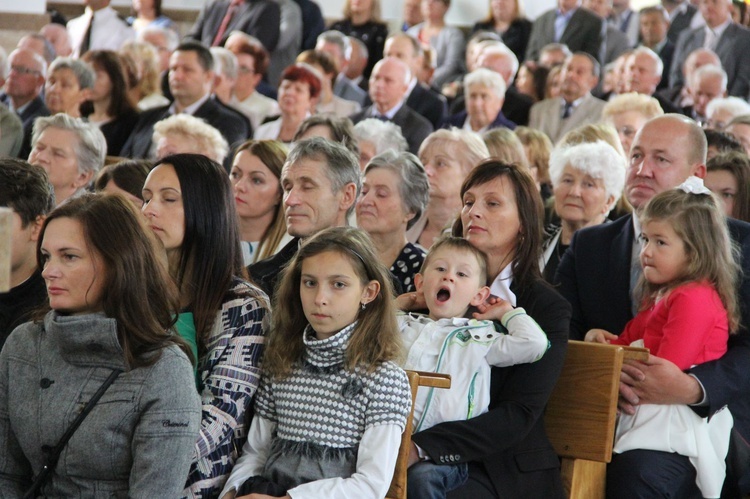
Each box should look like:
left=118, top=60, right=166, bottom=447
left=489, top=263, right=516, bottom=307
left=372, top=99, right=405, bottom=120
left=67, top=6, right=135, bottom=58
left=169, top=93, right=211, bottom=116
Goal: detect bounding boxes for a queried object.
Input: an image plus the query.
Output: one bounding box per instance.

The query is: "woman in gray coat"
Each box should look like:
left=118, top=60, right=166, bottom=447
left=0, top=193, right=201, bottom=497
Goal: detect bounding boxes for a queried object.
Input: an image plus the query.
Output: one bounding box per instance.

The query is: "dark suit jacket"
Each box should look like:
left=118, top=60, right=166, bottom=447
left=656, top=39, right=675, bottom=90
left=350, top=104, right=434, bottom=155
left=526, top=7, right=603, bottom=62
left=121, top=96, right=250, bottom=163
left=446, top=110, right=516, bottom=131
left=667, top=3, right=698, bottom=44
left=555, top=214, right=750, bottom=439
left=653, top=92, right=681, bottom=114
left=246, top=237, right=299, bottom=298
left=0, top=94, right=49, bottom=160
left=472, top=18, right=533, bottom=63
left=670, top=22, right=750, bottom=98
left=413, top=278, right=570, bottom=497
left=185, top=0, right=280, bottom=51
left=407, top=82, right=448, bottom=130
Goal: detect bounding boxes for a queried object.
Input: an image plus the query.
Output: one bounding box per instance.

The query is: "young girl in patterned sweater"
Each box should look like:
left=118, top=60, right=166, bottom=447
left=221, top=227, right=412, bottom=499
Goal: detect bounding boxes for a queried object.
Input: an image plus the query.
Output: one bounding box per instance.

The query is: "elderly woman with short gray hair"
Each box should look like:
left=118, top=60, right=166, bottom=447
left=29, top=113, right=107, bottom=206
left=541, top=140, right=626, bottom=282
left=353, top=118, right=409, bottom=170
left=356, top=149, right=430, bottom=293
left=44, top=57, right=95, bottom=118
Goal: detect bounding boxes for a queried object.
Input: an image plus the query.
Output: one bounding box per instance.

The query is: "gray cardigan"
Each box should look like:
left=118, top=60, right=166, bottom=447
left=0, top=312, right=201, bottom=497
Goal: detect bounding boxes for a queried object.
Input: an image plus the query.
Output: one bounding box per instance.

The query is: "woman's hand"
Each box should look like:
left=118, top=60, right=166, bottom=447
left=584, top=328, right=617, bottom=343
left=395, top=290, right=426, bottom=311
left=473, top=296, right=513, bottom=321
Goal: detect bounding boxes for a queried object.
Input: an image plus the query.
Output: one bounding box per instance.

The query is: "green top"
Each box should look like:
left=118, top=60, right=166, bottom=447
left=175, top=312, right=200, bottom=390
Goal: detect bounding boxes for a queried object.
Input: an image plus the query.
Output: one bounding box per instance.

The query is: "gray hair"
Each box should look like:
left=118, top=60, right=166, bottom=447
left=548, top=140, right=627, bottom=209
left=22, top=33, right=56, bottom=64
left=138, top=25, right=179, bottom=52
left=152, top=114, right=229, bottom=163
left=691, top=64, right=728, bottom=91
left=349, top=36, right=369, bottom=61
left=210, top=47, right=238, bottom=80
left=32, top=114, right=106, bottom=177
left=49, top=57, right=95, bottom=89
left=353, top=119, right=408, bottom=156
left=365, top=150, right=429, bottom=230
left=419, top=128, right=490, bottom=173
left=706, top=96, right=750, bottom=122
left=11, top=48, right=48, bottom=79
left=316, top=30, right=352, bottom=61
left=464, top=67, right=507, bottom=99
left=286, top=137, right=362, bottom=217
left=631, top=46, right=663, bottom=78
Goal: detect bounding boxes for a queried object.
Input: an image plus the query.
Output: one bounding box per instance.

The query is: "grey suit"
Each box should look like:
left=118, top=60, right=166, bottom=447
left=185, top=0, right=280, bottom=51
left=528, top=94, right=605, bottom=143
left=350, top=104, right=433, bottom=155
left=669, top=22, right=750, bottom=98
left=334, top=75, right=368, bottom=106
left=526, top=7, right=603, bottom=62
left=604, top=24, right=630, bottom=64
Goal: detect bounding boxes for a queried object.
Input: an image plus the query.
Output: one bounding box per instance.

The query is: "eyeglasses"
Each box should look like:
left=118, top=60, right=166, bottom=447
left=237, top=66, right=256, bottom=75
left=10, top=66, right=41, bottom=76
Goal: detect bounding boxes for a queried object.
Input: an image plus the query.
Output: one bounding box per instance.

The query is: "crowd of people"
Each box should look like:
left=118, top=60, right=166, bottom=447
left=2, top=0, right=750, bottom=497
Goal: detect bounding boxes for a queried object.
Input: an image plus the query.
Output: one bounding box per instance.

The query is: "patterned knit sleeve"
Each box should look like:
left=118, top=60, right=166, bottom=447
left=252, top=374, right=277, bottom=423
left=362, top=362, right=411, bottom=432
left=194, top=284, right=269, bottom=460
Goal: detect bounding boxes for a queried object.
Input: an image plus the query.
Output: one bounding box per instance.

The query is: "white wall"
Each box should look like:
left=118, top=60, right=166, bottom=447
left=0, top=0, right=46, bottom=14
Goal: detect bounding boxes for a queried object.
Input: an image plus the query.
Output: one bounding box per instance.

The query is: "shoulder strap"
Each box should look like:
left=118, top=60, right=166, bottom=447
left=23, top=368, right=123, bottom=499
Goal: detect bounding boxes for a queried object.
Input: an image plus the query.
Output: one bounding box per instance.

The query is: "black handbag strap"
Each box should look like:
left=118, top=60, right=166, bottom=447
left=23, top=368, right=123, bottom=499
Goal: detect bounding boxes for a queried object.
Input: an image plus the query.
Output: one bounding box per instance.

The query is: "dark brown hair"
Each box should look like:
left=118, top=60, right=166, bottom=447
left=36, top=193, right=191, bottom=368
left=707, top=151, right=750, bottom=222
left=82, top=50, right=137, bottom=118
left=452, top=160, right=544, bottom=289
left=95, top=159, right=152, bottom=201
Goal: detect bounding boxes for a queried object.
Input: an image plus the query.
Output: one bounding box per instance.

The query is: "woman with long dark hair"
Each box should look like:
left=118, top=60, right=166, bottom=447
left=0, top=193, right=200, bottom=496
left=81, top=50, right=140, bottom=156
left=141, top=153, right=269, bottom=498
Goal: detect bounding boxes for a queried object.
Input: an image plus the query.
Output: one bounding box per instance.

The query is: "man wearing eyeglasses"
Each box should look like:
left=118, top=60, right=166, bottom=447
left=0, top=48, right=48, bottom=159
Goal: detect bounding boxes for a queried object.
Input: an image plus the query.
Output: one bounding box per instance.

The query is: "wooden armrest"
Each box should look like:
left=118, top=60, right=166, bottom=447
left=622, top=346, right=650, bottom=362
left=407, top=371, right=452, bottom=389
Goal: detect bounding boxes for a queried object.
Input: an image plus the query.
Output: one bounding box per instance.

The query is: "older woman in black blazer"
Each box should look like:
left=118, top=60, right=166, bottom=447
left=407, top=160, right=571, bottom=497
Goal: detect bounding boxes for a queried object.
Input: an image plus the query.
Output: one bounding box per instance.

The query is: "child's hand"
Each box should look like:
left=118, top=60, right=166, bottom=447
left=473, top=296, right=513, bottom=321
left=395, top=290, right=426, bottom=311
left=585, top=328, right=617, bottom=344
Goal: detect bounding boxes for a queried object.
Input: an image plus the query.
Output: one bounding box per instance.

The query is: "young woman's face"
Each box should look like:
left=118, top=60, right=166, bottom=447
left=40, top=217, right=106, bottom=315
left=141, top=164, right=186, bottom=258
left=89, top=66, right=113, bottom=103
left=705, top=169, right=738, bottom=217
left=230, top=150, right=282, bottom=221
left=299, top=250, right=378, bottom=340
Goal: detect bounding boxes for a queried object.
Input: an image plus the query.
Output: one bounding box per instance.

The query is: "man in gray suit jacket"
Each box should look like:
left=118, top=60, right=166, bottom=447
left=526, top=0, right=603, bottom=62
left=349, top=57, right=433, bottom=155
left=529, top=52, right=605, bottom=142
left=669, top=0, right=750, bottom=98
left=185, top=0, right=280, bottom=51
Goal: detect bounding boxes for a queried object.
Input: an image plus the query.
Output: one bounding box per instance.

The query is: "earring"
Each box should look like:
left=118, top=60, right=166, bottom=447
left=360, top=302, right=366, bottom=311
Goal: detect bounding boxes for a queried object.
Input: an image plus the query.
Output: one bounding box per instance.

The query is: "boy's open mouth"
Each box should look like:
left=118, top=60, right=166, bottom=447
left=437, top=287, right=451, bottom=302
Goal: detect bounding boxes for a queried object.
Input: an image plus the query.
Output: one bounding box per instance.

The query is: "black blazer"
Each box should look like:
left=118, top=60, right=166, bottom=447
left=413, top=278, right=571, bottom=498
left=350, top=104, right=433, bottom=155
left=656, top=39, right=675, bottom=90
left=185, top=0, right=280, bottom=51
left=406, top=83, right=448, bottom=130
left=121, top=96, right=250, bottom=163
left=555, top=214, right=750, bottom=438
left=526, top=7, right=603, bottom=62
left=667, top=3, right=697, bottom=44
left=472, top=18, right=533, bottom=63
left=246, top=237, right=299, bottom=298
left=98, top=108, right=140, bottom=157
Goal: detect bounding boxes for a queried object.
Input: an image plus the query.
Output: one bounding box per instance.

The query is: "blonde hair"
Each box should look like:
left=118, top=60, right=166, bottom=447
left=263, top=227, right=402, bottom=378
left=638, top=188, right=741, bottom=333
left=153, top=114, right=229, bottom=164
left=418, top=128, right=490, bottom=174
left=515, top=126, right=552, bottom=184
left=602, top=92, right=664, bottom=121
left=483, top=128, right=529, bottom=169
left=343, top=0, right=382, bottom=22
left=120, top=40, right=162, bottom=97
